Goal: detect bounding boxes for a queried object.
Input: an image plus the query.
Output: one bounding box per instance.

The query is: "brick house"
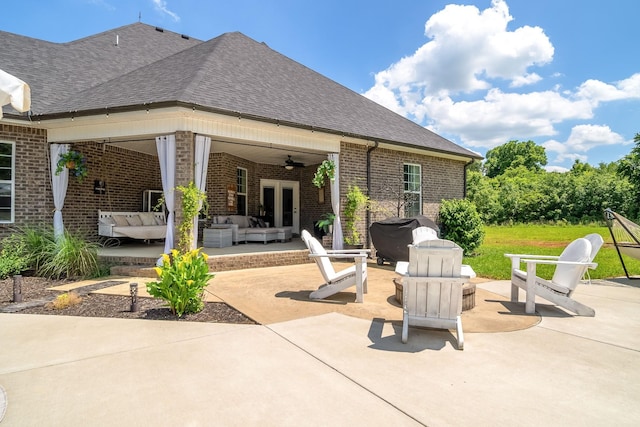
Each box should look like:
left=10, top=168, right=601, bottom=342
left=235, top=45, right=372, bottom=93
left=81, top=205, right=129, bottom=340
left=0, top=23, right=480, bottom=248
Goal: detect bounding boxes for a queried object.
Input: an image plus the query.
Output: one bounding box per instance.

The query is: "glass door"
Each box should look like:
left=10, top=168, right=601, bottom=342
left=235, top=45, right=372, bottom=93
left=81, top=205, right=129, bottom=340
left=260, top=179, right=299, bottom=233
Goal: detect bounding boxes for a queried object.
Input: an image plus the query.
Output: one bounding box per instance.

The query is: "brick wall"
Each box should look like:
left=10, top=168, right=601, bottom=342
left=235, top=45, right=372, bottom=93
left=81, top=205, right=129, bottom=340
left=341, top=142, right=466, bottom=248
left=0, top=124, right=50, bottom=239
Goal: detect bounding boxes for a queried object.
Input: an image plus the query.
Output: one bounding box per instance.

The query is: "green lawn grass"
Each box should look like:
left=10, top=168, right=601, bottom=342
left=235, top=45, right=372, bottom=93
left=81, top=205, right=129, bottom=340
left=463, top=224, right=640, bottom=280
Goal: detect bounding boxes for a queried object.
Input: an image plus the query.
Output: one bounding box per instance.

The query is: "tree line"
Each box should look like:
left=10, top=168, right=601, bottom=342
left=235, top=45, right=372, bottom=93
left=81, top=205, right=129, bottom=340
left=466, top=135, right=640, bottom=224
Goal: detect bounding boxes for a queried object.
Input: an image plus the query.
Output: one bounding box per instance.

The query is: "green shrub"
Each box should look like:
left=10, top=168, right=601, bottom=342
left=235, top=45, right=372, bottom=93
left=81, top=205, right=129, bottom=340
left=39, top=231, right=100, bottom=279
left=439, top=199, right=485, bottom=255
left=1, top=225, right=101, bottom=279
left=147, top=248, right=215, bottom=317
left=14, top=224, right=56, bottom=273
left=0, top=234, right=30, bottom=279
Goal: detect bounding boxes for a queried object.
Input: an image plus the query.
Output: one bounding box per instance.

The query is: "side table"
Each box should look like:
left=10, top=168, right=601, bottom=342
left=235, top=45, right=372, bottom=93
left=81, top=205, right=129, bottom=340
left=203, top=228, right=233, bottom=248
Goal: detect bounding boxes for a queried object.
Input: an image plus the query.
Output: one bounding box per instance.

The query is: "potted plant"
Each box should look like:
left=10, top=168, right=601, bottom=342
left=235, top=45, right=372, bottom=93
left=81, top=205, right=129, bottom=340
left=315, top=212, right=335, bottom=235
left=312, top=159, right=335, bottom=188
left=343, top=184, right=369, bottom=247
left=55, top=150, right=88, bottom=182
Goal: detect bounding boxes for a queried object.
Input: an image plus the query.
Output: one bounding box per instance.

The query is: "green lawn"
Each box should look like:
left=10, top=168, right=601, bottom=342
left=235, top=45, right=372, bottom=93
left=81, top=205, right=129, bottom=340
left=463, top=224, right=640, bottom=280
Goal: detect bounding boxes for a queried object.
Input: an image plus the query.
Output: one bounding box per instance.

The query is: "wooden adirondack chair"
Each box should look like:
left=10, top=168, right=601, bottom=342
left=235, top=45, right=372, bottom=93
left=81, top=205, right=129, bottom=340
left=301, top=230, right=370, bottom=303
left=505, top=237, right=597, bottom=316
left=399, top=239, right=467, bottom=349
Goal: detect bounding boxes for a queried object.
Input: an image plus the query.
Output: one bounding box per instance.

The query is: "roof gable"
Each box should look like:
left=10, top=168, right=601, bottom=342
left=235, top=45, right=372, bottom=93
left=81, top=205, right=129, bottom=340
left=0, top=23, right=201, bottom=112
left=1, top=23, right=479, bottom=159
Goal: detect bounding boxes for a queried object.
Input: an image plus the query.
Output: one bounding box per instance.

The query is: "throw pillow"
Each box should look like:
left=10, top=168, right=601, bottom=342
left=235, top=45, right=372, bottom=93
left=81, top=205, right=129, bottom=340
left=155, top=215, right=166, bottom=225
left=139, top=212, right=156, bottom=226
left=126, top=215, right=143, bottom=226
left=249, top=217, right=258, bottom=228
left=257, top=218, right=266, bottom=228
left=112, top=215, right=129, bottom=227
left=99, top=217, right=116, bottom=226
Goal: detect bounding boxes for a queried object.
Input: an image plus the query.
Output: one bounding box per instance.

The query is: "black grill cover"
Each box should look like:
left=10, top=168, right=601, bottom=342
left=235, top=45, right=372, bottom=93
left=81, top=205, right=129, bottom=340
left=369, top=216, right=440, bottom=263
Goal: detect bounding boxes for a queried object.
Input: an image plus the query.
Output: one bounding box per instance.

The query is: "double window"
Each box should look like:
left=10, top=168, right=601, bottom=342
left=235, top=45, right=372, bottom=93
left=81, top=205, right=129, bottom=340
left=403, top=163, right=421, bottom=217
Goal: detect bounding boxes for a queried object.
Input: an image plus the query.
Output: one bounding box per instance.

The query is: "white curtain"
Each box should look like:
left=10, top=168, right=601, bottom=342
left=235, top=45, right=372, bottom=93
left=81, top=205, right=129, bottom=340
left=329, top=153, right=343, bottom=250
left=156, top=135, right=176, bottom=259
left=50, top=144, right=69, bottom=240
left=192, top=135, right=211, bottom=249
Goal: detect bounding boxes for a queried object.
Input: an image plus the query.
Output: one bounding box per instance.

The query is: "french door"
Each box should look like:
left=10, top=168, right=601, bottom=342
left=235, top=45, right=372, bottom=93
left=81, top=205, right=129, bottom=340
left=260, top=179, right=299, bottom=233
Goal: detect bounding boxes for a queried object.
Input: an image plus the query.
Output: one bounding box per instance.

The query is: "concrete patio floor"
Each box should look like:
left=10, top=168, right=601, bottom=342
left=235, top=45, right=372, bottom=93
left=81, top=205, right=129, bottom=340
left=0, top=274, right=639, bottom=426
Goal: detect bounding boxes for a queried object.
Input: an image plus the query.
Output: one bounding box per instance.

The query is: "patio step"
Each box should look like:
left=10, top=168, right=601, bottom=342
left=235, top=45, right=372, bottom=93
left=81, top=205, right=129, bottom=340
left=110, top=265, right=157, bottom=278
left=106, top=249, right=312, bottom=275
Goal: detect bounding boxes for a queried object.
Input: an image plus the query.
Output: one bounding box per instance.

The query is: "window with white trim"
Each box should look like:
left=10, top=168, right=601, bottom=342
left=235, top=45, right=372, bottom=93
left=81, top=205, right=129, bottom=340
left=403, top=163, right=421, bottom=217
left=237, top=167, right=247, bottom=215
left=0, top=141, right=15, bottom=223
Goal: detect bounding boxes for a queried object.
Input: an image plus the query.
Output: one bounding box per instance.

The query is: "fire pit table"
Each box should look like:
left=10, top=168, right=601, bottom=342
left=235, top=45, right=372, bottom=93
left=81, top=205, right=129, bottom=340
left=393, top=262, right=477, bottom=311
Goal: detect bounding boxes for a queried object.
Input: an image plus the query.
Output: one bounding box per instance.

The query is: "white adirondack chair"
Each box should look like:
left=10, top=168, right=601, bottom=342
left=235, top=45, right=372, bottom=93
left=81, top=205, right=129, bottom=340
left=505, top=237, right=597, bottom=316
left=583, top=233, right=604, bottom=284
left=411, top=226, right=438, bottom=244
left=399, top=239, right=467, bottom=349
left=301, top=230, right=370, bottom=303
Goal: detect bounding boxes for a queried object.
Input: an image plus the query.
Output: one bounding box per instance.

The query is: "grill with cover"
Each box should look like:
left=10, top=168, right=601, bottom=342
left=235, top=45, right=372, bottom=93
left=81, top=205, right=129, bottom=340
left=369, top=216, right=439, bottom=266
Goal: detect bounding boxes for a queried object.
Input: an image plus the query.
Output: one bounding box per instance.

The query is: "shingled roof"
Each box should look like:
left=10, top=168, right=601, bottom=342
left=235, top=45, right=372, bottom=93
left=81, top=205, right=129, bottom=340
left=0, top=22, right=479, bottom=159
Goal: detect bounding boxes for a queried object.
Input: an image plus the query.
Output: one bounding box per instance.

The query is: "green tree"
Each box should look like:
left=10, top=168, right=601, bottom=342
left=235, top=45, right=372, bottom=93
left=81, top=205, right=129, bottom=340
left=468, top=156, right=633, bottom=225
left=617, top=133, right=640, bottom=218
left=483, top=140, right=547, bottom=178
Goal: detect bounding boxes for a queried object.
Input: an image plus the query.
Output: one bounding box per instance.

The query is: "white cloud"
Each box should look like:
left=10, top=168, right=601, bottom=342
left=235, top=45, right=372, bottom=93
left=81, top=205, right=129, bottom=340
left=545, top=165, right=570, bottom=173
left=423, top=89, right=594, bottom=149
left=542, top=124, right=626, bottom=163
left=152, top=0, right=180, bottom=22
left=575, top=73, right=640, bottom=104
left=362, top=0, right=639, bottom=168
left=363, top=0, right=553, bottom=103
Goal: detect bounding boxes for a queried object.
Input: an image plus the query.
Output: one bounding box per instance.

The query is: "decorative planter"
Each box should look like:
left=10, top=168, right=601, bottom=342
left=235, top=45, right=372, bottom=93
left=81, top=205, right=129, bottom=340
left=343, top=243, right=364, bottom=250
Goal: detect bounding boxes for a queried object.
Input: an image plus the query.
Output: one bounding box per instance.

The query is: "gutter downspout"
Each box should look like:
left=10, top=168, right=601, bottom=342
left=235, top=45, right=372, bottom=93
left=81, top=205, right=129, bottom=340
left=366, top=141, right=379, bottom=249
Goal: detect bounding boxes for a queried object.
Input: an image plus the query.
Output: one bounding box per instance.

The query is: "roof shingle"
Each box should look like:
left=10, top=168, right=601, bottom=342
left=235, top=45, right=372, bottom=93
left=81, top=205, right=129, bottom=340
left=0, top=23, right=479, bottom=159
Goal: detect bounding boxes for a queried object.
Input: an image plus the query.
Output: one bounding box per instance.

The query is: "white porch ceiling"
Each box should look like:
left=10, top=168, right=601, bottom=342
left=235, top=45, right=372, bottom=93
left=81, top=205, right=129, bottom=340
left=107, top=137, right=329, bottom=167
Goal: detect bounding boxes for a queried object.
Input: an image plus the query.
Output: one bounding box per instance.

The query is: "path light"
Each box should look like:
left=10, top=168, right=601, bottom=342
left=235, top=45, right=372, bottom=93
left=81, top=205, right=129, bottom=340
left=13, top=275, right=23, bottom=303
left=130, top=282, right=138, bottom=312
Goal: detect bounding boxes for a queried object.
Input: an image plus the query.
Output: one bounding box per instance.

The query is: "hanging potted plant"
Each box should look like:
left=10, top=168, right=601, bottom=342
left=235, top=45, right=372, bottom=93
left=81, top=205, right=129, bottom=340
left=55, top=150, right=88, bottom=182
left=312, top=159, right=335, bottom=188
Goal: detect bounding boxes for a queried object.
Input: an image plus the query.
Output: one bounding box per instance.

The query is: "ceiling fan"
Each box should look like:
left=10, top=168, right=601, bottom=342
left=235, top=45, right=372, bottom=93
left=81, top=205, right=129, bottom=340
left=284, top=155, right=305, bottom=170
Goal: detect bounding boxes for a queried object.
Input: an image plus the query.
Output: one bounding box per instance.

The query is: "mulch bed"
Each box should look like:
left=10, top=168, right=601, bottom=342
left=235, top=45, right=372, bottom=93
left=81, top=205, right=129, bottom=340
left=0, top=276, right=256, bottom=324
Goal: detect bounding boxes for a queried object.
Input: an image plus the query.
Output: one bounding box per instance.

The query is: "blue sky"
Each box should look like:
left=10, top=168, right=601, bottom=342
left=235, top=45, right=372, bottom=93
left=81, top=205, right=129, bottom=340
left=1, top=0, right=638, bottom=171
